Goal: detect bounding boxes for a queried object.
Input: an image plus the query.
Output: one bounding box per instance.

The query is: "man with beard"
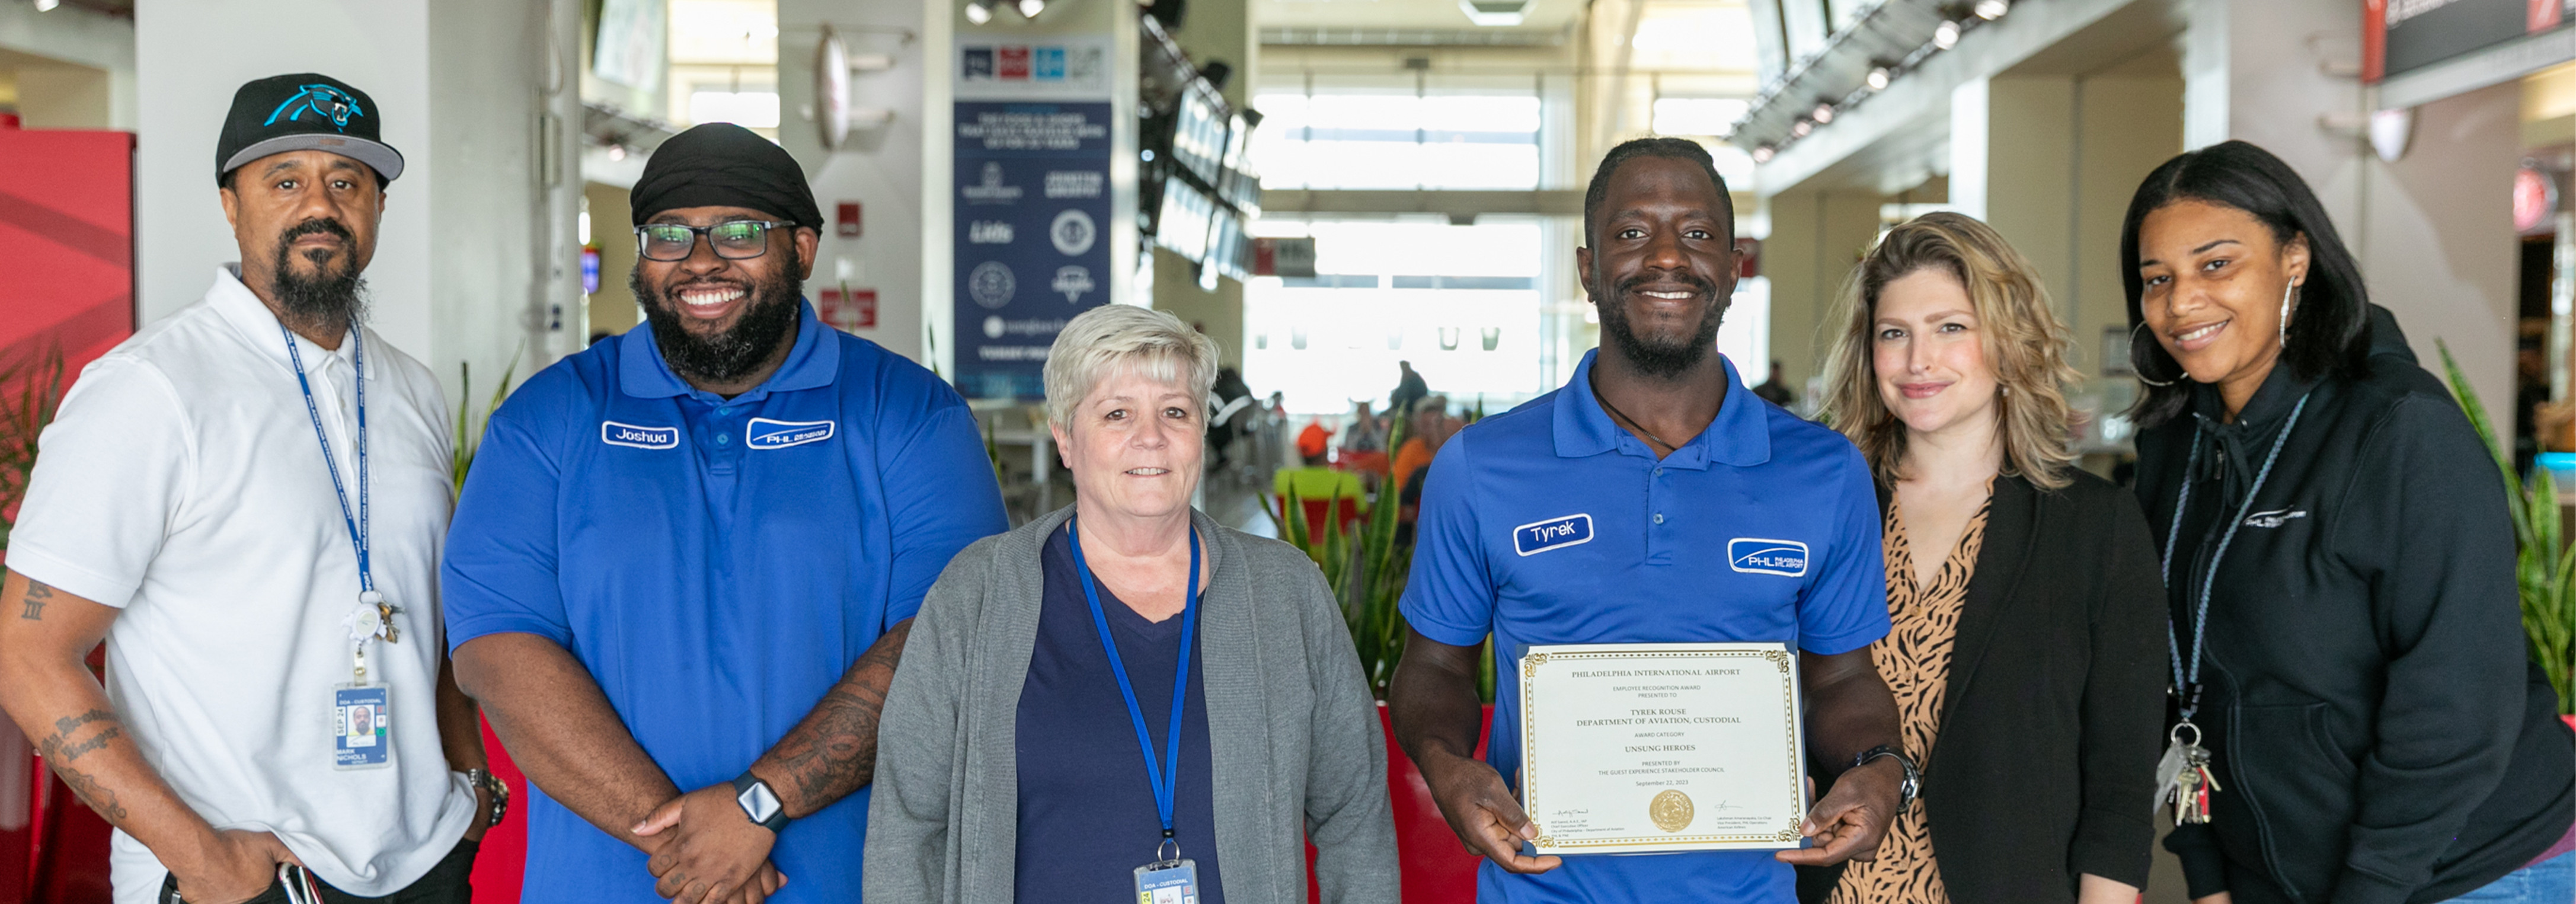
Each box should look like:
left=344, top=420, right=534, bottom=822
left=441, top=123, right=1008, bottom=904
left=0, top=73, right=496, bottom=904
left=1388, top=138, right=1907, bottom=903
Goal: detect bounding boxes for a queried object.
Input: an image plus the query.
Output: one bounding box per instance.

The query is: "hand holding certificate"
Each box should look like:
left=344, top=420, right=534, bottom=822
left=1517, top=643, right=1811, bottom=854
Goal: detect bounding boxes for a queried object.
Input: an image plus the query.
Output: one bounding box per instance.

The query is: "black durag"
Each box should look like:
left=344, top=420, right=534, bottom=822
left=627, top=123, right=821, bottom=384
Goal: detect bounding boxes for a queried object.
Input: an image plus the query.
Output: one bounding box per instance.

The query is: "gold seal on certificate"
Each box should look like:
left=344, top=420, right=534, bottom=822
left=1519, top=643, right=1810, bottom=854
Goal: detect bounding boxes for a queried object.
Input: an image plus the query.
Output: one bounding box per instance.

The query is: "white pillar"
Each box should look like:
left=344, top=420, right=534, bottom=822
left=135, top=0, right=565, bottom=413
left=778, top=0, right=936, bottom=362
left=2181, top=0, right=2515, bottom=414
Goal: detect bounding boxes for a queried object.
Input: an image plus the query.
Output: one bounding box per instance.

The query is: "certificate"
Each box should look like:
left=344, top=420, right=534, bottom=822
left=1518, top=643, right=1810, bottom=854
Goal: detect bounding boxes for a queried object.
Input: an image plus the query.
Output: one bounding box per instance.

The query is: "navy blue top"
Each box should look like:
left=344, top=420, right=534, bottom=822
left=442, top=303, right=1009, bottom=902
left=1015, top=524, right=1225, bottom=904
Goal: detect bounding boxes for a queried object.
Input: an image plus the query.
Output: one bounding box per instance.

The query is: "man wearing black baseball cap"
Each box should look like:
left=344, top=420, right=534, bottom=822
left=445, top=122, right=1006, bottom=904
left=0, top=72, right=497, bottom=904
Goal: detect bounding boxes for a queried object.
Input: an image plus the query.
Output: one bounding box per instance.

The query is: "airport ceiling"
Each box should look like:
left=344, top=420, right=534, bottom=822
left=1256, top=0, right=1581, bottom=37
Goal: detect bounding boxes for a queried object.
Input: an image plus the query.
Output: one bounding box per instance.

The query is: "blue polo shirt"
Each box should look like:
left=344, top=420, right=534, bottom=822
left=441, top=302, right=1008, bottom=903
left=1399, top=350, right=1888, bottom=904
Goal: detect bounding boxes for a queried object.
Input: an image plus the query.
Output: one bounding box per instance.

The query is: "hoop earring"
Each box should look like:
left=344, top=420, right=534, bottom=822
left=2278, top=280, right=2298, bottom=348
left=2130, top=321, right=2181, bottom=388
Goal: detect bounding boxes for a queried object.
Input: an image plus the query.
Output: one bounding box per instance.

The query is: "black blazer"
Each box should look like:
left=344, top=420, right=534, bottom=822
left=1798, top=470, right=2169, bottom=903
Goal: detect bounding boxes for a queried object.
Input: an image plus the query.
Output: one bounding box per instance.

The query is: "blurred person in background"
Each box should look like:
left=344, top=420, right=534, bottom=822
left=1808, top=212, right=2166, bottom=904
left=2125, top=140, right=2575, bottom=904
left=1390, top=360, right=1429, bottom=417
left=865, top=304, right=1397, bottom=904
left=1276, top=423, right=1364, bottom=545
left=1754, top=359, right=1798, bottom=408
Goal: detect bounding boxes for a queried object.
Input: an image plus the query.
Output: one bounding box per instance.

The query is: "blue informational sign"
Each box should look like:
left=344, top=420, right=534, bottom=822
left=953, top=100, right=1113, bottom=399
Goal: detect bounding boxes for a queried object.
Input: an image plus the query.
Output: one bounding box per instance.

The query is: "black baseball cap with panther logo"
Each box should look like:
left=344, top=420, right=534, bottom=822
left=215, top=73, right=405, bottom=187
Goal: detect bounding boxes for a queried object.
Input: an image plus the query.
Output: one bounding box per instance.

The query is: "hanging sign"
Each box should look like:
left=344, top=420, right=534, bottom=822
left=953, top=36, right=1115, bottom=399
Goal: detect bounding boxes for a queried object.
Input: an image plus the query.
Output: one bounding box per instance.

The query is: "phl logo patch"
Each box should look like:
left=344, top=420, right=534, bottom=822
left=1728, top=538, right=1810, bottom=577
left=1513, top=513, right=1593, bottom=557
left=746, top=417, right=835, bottom=449
left=601, top=421, right=679, bottom=449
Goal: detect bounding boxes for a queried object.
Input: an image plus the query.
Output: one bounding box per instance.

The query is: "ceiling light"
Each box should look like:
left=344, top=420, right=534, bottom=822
left=1459, top=0, right=1535, bottom=27
left=1791, top=120, right=1813, bottom=138
left=1018, top=0, right=1044, bottom=17
left=1974, top=0, right=2009, bottom=20
left=1932, top=20, right=1961, bottom=49
left=1866, top=66, right=1892, bottom=91
left=1811, top=103, right=1834, bottom=124
left=963, top=0, right=992, bottom=24
left=1752, top=145, right=1776, bottom=164
left=32, top=0, right=59, bottom=9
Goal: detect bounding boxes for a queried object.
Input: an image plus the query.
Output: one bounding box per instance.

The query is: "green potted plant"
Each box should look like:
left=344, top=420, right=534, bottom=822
left=0, top=347, right=67, bottom=556
left=2438, top=342, right=2576, bottom=729
left=1264, top=415, right=1493, bottom=902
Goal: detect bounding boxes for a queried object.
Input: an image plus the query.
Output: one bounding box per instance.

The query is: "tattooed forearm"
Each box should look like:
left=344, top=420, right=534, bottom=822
left=19, top=580, right=52, bottom=620
left=39, top=725, right=122, bottom=762
left=52, top=762, right=129, bottom=822
left=755, top=619, right=909, bottom=819
left=37, top=708, right=125, bottom=766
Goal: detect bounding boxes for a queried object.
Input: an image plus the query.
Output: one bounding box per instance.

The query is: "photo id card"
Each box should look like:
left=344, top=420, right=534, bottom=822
left=1133, top=860, right=1200, bottom=904
left=333, top=684, right=391, bottom=770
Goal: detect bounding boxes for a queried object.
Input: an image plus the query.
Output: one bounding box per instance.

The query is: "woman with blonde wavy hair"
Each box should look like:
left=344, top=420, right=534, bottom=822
left=1795, top=212, right=2169, bottom=904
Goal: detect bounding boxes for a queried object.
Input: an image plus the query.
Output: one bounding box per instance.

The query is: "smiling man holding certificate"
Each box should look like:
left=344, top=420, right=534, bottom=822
left=1389, top=138, right=1910, bottom=903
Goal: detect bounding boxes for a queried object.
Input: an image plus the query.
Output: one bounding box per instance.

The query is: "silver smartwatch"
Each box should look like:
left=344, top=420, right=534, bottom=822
left=731, top=771, right=790, bottom=833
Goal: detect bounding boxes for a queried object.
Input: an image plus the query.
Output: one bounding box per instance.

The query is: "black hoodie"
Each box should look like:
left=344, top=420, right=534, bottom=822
left=2133, top=306, right=2574, bottom=904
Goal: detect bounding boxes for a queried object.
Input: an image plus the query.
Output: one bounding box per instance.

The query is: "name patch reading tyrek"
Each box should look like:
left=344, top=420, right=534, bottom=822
left=1515, top=513, right=1594, bottom=557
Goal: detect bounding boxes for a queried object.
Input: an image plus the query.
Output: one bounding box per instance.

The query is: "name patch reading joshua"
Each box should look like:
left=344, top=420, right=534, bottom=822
left=1727, top=538, right=1810, bottom=577
left=601, top=421, right=680, bottom=449
left=1515, top=513, right=1595, bottom=557
left=746, top=417, right=836, bottom=449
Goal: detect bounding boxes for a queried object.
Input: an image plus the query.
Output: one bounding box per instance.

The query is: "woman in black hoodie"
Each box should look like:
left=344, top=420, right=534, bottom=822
left=2124, top=140, right=2576, bottom=904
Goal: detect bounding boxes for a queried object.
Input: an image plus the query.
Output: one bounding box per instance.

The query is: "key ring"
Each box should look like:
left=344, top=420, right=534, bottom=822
left=2169, top=721, right=2201, bottom=749
left=1155, top=838, right=1182, bottom=868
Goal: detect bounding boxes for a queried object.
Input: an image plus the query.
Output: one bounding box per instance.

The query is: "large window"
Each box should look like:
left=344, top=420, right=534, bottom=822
left=1245, top=218, right=1549, bottom=414
left=1252, top=82, right=1544, bottom=190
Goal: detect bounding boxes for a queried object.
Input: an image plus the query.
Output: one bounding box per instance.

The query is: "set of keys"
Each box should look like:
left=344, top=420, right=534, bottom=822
left=2156, top=721, right=2220, bottom=825
left=351, top=590, right=402, bottom=644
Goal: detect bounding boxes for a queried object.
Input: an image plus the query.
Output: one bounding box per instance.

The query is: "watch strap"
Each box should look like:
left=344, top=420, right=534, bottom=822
left=465, top=767, right=510, bottom=829
left=731, top=771, right=790, bottom=833
left=1850, top=744, right=1921, bottom=810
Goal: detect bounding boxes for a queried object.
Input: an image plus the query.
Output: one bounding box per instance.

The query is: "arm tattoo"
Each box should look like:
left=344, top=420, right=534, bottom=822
left=760, top=621, right=908, bottom=818
left=20, top=580, right=53, bottom=620
left=36, top=708, right=132, bottom=823
left=52, top=762, right=129, bottom=822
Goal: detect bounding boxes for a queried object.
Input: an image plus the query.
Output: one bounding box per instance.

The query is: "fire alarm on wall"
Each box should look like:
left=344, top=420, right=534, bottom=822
left=838, top=202, right=862, bottom=238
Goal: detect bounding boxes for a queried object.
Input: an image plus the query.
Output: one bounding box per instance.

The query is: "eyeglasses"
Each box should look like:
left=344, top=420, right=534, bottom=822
left=635, top=220, right=791, bottom=261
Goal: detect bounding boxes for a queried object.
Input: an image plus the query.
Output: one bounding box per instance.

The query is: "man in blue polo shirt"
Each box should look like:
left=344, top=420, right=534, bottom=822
left=1388, top=138, right=1909, bottom=903
left=442, top=124, right=1006, bottom=903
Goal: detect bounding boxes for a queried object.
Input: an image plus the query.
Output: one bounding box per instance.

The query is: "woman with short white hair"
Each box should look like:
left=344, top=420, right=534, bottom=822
left=865, top=304, right=1399, bottom=904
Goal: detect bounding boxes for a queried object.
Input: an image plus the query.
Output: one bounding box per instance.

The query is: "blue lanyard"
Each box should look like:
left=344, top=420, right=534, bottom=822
left=1066, top=518, right=1201, bottom=860
left=282, top=322, right=372, bottom=598
left=2160, top=391, right=2308, bottom=721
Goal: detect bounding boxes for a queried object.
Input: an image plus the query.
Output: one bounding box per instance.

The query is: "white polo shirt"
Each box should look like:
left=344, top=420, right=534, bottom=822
left=8, top=266, right=475, bottom=901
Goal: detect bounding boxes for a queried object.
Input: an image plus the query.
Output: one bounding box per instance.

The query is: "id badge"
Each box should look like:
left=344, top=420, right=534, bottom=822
left=1133, top=859, right=1199, bottom=904
left=333, top=684, right=392, bottom=770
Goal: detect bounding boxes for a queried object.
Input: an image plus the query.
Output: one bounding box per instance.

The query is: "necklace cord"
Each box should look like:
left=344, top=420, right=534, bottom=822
left=1588, top=370, right=1677, bottom=452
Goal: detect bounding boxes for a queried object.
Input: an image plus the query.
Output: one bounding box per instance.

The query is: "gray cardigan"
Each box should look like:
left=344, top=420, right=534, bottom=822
left=864, top=506, right=1399, bottom=904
